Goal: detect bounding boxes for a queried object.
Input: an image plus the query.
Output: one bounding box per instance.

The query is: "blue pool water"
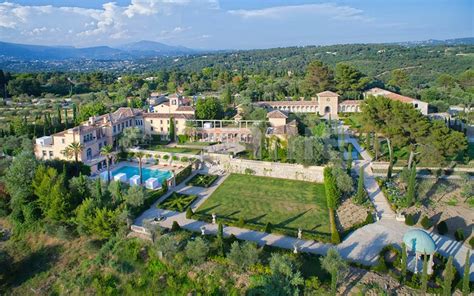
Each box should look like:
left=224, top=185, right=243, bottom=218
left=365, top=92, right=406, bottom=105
left=112, top=166, right=172, bottom=183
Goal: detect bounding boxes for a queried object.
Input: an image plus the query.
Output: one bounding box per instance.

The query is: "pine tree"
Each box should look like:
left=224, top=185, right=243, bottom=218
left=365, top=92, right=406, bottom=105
left=443, top=256, right=454, bottom=296
left=406, top=164, right=417, bottom=206
left=421, top=254, right=428, bottom=295
left=401, top=243, right=407, bottom=283
left=462, top=250, right=471, bottom=296
left=355, top=166, right=366, bottom=204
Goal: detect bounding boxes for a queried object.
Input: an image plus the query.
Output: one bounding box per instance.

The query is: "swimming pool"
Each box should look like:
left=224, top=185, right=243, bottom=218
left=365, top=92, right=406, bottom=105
left=111, top=166, right=172, bottom=183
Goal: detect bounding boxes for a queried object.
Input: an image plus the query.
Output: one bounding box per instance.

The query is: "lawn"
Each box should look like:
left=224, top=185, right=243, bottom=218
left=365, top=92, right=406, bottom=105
left=195, top=174, right=330, bottom=241
left=147, top=145, right=201, bottom=154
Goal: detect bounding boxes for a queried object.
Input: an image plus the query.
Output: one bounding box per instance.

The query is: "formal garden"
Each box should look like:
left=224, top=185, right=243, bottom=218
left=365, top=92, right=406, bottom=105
left=186, top=173, right=218, bottom=188
left=159, top=192, right=197, bottom=212
left=192, top=173, right=332, bottom=241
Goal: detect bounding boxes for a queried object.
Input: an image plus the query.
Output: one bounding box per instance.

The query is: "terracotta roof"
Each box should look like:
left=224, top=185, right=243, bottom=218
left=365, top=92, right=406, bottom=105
left=384, top=93, right=416, bottom=104
left=143, top=113, right=194, bottom=120
left=267, top=110, right=288, bottom=119
left=267, top=120, right=298, bottom=136
left=176, top=106, right=195, bottom=112
left=317, top=90, right=339, bottom=97
left=365, top=88, right=417, bottom=104
left=340, top=100, right=362, bottom=105
left=256, top=100, right=318, bottom=107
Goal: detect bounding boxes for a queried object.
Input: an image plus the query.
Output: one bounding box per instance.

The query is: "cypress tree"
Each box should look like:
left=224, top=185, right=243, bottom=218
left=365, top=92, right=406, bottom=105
left=347, top=144, right=353, bottom=173
left=406, top=164, right=417, bottom=206
left=217, top=222, right=225, bottom=256
left=373, top=136, right=379, bottom=160
left=57, top=105, right=62, bottom=125
left=421, top=254, right=428, bottom=295
left=169, top=117, right=175, bottom=142
left=64, top=108, right=68, bottom=129
left=443, top=256, right=454, bottom=296
left=355, top=166, right=366, bottom=204
left=72, top=103, right=77, bottom=124
left=462, top=250, right=471, bottom=296
left=401, top=243, right=407, bottom=283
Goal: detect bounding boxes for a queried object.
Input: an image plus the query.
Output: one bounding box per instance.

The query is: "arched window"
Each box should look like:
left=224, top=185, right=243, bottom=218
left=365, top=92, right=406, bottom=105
left=86, top=148, right=92, bottom=160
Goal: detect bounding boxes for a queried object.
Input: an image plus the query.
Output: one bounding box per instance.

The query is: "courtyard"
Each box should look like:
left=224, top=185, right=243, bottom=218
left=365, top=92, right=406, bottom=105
left=194, top=174, right=330, bottom=240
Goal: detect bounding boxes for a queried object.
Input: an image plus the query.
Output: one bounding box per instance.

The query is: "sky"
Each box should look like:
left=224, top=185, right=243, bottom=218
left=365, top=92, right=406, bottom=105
left=0, top=0, right=472, bottom=49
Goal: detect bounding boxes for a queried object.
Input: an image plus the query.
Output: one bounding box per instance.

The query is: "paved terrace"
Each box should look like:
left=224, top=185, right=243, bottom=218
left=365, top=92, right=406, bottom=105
left=133, top=128, right=474, bottom=280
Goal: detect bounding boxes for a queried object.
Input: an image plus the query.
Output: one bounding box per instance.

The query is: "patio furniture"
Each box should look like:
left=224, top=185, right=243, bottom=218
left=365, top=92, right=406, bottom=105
left=129, top=175, right=140, bottom=186
left=114, top=173, right=128, bottom=183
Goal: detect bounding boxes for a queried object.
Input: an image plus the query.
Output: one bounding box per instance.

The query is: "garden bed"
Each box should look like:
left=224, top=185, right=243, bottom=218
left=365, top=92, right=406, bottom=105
left=158, top=192, right=198, bottom=212
left=186, top=174, right=218, bottom=188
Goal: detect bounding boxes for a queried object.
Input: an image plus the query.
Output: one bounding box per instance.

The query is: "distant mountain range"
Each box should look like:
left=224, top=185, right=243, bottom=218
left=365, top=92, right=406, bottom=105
left=0, top=37, right=472, bottom=62
left=0, top=40, right=199, bottom=60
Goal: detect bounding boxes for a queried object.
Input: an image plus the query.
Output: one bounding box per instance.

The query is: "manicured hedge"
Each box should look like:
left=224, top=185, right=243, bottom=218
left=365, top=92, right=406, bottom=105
left=159, top=192, right=197, bottom=212
left=175, top=165, right=192, bottom=185
left=420, top=216, right=433, bottom=229
left=186, top=174, right=218, bottom=188
left=192, top=212, right=332, bottom=243
left=437, top=221, right=448, bottom=235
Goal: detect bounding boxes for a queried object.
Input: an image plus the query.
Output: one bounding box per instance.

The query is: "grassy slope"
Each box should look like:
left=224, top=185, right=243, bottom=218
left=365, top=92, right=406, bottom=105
left=196, top=174, right=329, bottom=234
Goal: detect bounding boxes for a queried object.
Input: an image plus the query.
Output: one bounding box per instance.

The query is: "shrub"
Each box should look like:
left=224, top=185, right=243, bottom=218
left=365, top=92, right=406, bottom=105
left=244, top=168, right=255, bottom=175
left=405, top=214, right=416, bottom=226
left=172, top=155, right=179, bottom=161
left=171, top=221, right=181, bottom=231
left=264, top=222, right=272, bottom=233
left=175, top=165, right=192, bottom=185
left=365, top=212, right=375, bottom=224
left=454, top=228, right=465, bottom=241
left=185, top=207, right=194, bottom=219
left=420, top=216, right=433, bottom=230
left=228, top=234, right=237, bottom=244
left=469, top=237, right=474, bottom=249
left=177, top=134, right=189, bottom=144
left=437, top=221, right=448, bottom=235
left=237, top=217, right=245, bottom=227
left=180, top=156, right=189, bottom=162
left=162, top=154, right=170, bottom=160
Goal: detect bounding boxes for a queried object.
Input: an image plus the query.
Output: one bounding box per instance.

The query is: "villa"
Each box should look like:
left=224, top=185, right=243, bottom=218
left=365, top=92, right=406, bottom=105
left=256, top=88, right=429, bottom=116
left=34, top=88, right=430, bottom=172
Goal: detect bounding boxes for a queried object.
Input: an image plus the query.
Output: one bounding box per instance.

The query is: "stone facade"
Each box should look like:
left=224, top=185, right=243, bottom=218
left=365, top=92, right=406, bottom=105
left=210, top=155, right=325, bottom=182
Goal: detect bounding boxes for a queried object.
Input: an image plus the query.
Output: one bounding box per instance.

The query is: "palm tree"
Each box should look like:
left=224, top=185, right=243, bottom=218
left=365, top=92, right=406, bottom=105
left=62, top=141, right=84, bottom=173
left=100, top=145, right=114, bottom=184
left=135, top=151, right=145, bottom=184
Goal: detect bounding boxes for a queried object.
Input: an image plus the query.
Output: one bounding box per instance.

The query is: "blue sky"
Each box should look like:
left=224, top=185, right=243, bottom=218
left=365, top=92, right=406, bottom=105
left=0, top=0, right=472, bottom=49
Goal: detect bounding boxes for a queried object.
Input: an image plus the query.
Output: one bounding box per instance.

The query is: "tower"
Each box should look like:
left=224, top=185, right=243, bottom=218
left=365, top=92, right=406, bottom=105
left=316, top=91, right=339, bottom=117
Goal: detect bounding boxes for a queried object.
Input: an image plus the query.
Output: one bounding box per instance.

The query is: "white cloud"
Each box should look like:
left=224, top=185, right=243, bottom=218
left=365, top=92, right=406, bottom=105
left=228, top=3, right=367, bottom=21
left=123, top=0, right=218, bottom=17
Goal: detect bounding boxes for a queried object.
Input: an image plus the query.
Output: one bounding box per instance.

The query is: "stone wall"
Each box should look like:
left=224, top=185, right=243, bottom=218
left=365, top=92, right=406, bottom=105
left=208, top=154, right=325, bottom=182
